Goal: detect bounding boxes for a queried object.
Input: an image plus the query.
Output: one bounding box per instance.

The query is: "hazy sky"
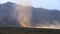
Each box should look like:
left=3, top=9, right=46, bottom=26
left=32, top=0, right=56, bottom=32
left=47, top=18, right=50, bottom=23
left=0, top=0, right=60, bottom=10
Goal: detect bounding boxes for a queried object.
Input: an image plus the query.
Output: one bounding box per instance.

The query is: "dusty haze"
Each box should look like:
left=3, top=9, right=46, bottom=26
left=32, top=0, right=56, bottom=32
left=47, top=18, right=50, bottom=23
left=16, top=0, right=32, bottom=27
left=14, top=0, right=60, bottom=29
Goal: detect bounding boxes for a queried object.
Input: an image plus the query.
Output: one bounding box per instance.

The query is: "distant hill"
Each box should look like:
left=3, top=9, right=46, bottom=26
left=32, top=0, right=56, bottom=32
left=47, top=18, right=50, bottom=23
left=32, top=7, right=60, bottom=27
left=0, top=2, right=20, bottom=27
left=0, top=2, right=60, bottom=28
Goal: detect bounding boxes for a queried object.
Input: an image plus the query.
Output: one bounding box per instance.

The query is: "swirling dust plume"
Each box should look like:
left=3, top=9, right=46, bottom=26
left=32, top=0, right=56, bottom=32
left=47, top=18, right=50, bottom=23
left=15, top=0, right=60, bottom=29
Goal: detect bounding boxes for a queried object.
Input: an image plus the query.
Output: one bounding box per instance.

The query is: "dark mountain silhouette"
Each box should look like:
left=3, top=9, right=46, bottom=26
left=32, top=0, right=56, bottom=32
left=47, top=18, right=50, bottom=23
left=0, top=2, right=60, bottom=27
left=0, top=2, right=20, bottom=27
left=32, top=7, right=60, bottom=27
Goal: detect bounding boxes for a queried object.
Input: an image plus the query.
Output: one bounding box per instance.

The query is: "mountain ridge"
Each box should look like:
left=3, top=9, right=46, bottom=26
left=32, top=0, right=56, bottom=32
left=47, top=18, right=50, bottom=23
left=0, top=2, right=60, bottom=28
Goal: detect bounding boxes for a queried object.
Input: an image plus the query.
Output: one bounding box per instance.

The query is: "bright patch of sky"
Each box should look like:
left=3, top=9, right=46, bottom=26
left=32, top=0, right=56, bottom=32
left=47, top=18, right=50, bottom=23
left=31, top=0, right=60, bottom=10
left=0, top=0, right=60, bottom=10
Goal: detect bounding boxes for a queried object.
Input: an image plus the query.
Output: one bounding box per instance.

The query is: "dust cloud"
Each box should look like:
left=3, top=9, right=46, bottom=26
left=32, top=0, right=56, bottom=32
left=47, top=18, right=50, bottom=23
left=15, top=0, right=60, bottom=29
left=15, top=0, right=32, bottom=27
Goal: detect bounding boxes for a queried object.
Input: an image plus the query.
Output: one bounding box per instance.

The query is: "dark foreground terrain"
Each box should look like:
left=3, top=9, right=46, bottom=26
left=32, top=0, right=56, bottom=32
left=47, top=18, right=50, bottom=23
left=0, top=26, right=60, bottom=34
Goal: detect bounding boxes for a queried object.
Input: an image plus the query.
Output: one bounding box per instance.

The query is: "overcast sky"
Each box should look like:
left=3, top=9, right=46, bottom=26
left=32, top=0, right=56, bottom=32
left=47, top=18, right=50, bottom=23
left=0, top=0, right=60, bottom=10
